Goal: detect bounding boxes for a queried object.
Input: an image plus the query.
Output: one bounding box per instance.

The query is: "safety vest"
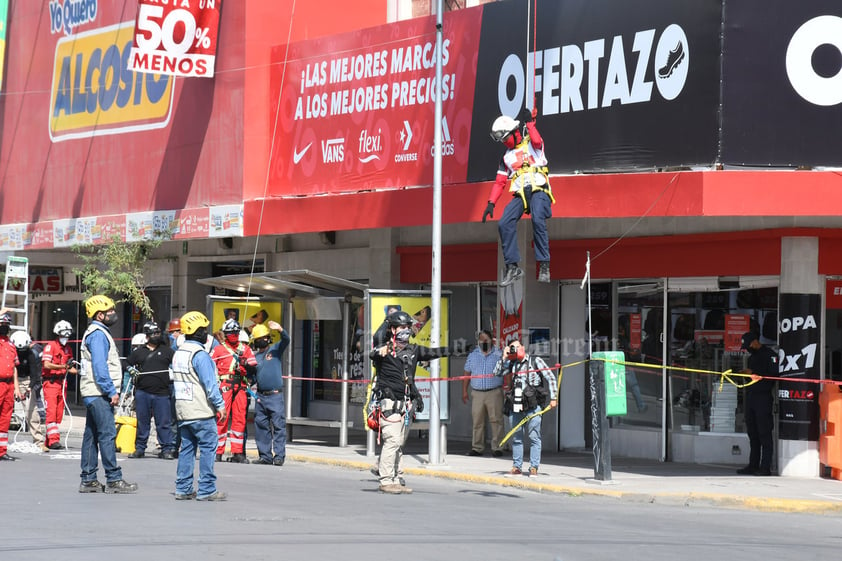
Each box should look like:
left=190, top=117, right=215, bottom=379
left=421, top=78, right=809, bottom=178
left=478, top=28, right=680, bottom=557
left=504, top=135, right=555, bottom=206
left=171, top=343, right=217, bottom=421
left=79, top=323, right=122, bottom=398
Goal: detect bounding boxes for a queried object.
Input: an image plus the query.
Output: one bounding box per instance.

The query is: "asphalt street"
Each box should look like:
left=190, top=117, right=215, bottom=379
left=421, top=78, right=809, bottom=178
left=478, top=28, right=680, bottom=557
left=2, top=451, right=841, bottom=561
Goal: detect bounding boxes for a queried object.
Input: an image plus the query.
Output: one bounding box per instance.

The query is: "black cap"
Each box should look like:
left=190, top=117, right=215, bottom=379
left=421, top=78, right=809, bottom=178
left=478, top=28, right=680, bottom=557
left=741, top=331, right=758, bottom=350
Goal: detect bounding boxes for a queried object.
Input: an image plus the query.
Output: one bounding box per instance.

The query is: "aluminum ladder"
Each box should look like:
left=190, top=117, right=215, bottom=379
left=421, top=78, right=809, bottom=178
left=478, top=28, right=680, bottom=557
left=2, top=256, right=29, bottom=332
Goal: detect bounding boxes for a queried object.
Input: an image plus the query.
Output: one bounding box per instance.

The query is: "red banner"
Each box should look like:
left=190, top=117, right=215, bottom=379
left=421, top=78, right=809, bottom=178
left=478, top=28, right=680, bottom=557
left=269, top=11, right=481, bottom=196
left=724, top=314, right=751, bottom=352
left=129, top=0, right=222, bottom=78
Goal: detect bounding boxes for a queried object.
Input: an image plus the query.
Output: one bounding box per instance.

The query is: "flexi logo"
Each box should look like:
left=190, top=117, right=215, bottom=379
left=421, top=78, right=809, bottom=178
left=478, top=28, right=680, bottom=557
left=786, top=15, right=842, bottom=106
left=496, top=24, right=689, bottom=116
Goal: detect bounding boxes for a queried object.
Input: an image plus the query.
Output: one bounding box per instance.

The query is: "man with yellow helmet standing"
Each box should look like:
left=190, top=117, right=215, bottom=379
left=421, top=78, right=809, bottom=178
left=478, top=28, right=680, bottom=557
left=78, top=295, right=138, bottom=494
left=172, top=311, right=227, bottom=501
left=250, top=320, right=290, bottom=466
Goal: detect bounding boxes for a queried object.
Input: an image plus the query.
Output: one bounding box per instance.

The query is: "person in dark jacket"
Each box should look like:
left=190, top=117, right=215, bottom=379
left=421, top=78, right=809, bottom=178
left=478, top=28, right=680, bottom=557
left=737, top=331, right=777, bottom=476
left=370, top=310, right=448, bottom=494
left=10, top=331, right=46, bottom=452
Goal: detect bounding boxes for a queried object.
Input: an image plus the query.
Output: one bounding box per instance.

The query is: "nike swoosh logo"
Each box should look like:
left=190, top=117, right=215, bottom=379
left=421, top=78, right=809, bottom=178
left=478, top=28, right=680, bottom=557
left=293, top=143, right=312, bottom=164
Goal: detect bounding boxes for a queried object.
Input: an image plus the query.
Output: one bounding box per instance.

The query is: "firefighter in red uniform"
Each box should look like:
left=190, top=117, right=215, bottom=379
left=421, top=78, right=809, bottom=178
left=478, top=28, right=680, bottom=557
left=0, top=312, right=25, bottom=461
left=211, top=319, right=257, bottom=463
left=41, top=320, right=78, bottom=450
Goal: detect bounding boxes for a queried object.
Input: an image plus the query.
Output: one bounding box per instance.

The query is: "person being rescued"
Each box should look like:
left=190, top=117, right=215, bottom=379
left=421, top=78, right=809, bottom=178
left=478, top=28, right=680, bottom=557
left=210, top=319, right=257, bottom=463
left=482, top=105, right=554, bottom=287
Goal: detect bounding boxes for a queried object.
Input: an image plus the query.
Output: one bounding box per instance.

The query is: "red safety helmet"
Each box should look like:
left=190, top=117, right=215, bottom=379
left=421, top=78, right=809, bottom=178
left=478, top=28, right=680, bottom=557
left=167, top=318, right=182, bottom=333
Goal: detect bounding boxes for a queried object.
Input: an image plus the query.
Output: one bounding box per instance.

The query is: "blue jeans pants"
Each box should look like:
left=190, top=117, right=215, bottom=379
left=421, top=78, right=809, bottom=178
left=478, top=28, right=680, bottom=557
left=498, top=190, right=552, bottom=265
left=510, top=406, right=543, bottom=470
left=254, top=392, right=286, bottom=461
left=134, top=389, right=176, bottom=453
left=176, top=418, right=219, bottom=498
left=80, top=397, right=123, bottom=483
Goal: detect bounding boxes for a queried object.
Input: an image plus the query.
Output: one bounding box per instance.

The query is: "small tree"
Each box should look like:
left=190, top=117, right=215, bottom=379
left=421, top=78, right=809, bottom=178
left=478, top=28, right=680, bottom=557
left=72, top=234, right=164, bottom=319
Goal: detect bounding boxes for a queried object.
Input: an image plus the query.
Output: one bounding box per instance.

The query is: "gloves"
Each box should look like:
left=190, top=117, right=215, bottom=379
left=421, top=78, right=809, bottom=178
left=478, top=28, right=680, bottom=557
left=519, top=106, right=534, bottom=123
left=482, top=202, right=495, bottom=223
left=413, top=396, right=424, bottom=413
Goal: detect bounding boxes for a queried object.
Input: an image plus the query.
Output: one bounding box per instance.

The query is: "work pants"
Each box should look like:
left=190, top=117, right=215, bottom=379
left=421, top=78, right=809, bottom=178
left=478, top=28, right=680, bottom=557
left=498, top=190, right=552, bottom=265
left=216, top=384, right=248, bottom=454
left=254, top=391, right=286, bottom=462
left=0, top=381, right=14, bottom=456
left=377, top=398, right=411, bottom=486
left=18, top=378, right=45, bottom=447
left=134, top=389, right=176, bottom=454
left=80, top=397, right=123, bottom=484
left=42, top=378, right=67, bottom=447
left=176, top=418, right=219, bottom=498
left=745, top=395, right=774, bottom=471
left=470, top=387, right=504, bottom=453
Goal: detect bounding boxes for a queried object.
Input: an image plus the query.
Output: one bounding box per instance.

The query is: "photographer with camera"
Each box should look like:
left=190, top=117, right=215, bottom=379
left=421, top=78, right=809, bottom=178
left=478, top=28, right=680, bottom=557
left=369, top=310, right=449, bottom=495
left=494, top=338, right=558, bottom=476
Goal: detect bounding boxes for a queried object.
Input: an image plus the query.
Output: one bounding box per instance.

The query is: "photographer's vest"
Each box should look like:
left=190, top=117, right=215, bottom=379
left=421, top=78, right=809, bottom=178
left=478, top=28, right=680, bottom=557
left=171, top=343, right=216, bottom=421
left=79, top=323, right=122, bottom=398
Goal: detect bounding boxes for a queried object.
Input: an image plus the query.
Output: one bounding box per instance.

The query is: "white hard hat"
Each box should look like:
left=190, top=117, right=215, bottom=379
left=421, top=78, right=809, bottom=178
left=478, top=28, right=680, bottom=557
left=54, top=320, right=73, bottom=336
left=239, top=329, right=250, bottom=344
left=490, top=115, right=520, bottom=142
left=131, top=333, right=148, bottom=347
left=10, top=330, right=32, bottom=350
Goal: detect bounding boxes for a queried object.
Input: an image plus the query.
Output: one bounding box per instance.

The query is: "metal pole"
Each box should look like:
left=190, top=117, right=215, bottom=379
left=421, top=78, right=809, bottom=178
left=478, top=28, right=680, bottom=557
left=340, top=299, right=350, bottom=447
left=428, top=0, right=444, bottom=465
left=661, top=281, right=667, bottom=462
left=285, top=300, right=294, bottom=422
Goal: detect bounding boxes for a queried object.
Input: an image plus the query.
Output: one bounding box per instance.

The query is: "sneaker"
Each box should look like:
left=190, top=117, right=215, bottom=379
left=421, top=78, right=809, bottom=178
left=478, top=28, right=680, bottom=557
left=378, top=484, right=403, bottom=494
left=658, top=41, right=685, bottom=78
left=174, top=491, right=197, bottom=500
left=538, top=262, right=551, bottom=283
left=500, top=265, right=524, bottom=287
left=41, top=444, right=51, bottom=453
left=273, top=457, right=285, bottom=466
left=159, top=450, right=177, bottom=460
left=509, top=466, right=522, bottom=475
left=48, top=442, right=65, bottom=450
left=528, top=466, right=538, bottom=476
left=228, top=453, right=250, bottom=464
left=253, top=457, right=273, bottom=465
left=127, top=451, right=145, bottom=459
left=400, top=486, right=414, bottom=494
left=78, top=480, right=105, bottom=493
left=215, top=454, right=224, bottom=462
left=196, top=491, right=227, bottom=501
left=104, top=480, right=138, bottom=494
left=0, top=454, right=17, bottom=461
left=736, top=465, right=757, bottom=475
left=370, top=466, right=380, bottom=477
left=492, top=450, right=504, bottom=458
left=467, top=449, right=482, bottom=457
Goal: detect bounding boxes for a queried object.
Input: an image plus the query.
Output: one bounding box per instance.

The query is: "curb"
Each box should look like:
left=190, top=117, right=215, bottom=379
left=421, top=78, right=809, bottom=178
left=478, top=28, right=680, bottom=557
left=286, top=453, right=842, bottom=515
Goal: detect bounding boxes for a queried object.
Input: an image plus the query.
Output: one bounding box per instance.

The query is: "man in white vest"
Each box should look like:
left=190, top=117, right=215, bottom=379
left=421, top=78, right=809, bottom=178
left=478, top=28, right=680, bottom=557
left=78, top=295, right=138, bottom=494
left=172, top=311, right=227, bottom=501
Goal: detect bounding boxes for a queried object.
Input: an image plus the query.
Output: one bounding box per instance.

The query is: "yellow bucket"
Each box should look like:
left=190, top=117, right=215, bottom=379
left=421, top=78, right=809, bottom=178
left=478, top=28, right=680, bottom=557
left=115, top=416, right=137, bottom=454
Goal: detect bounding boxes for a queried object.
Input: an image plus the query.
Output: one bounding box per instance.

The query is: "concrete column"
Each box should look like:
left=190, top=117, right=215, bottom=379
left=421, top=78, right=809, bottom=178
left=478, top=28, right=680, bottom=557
left=559, top=284, right=586, bottom=449
left=778, top=236, right=820, bottom=477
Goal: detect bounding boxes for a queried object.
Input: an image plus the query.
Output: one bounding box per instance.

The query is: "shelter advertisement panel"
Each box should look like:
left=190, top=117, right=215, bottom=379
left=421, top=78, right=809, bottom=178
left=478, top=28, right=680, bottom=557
left=368, top=293, right=450, bottom=422
left=209, top=298, right=283, bottom=345
left=721, top=0, right=842, bottom=166
left=777, top=293, right=821, bottom=441
left=129, top=0, right=223, bottom=77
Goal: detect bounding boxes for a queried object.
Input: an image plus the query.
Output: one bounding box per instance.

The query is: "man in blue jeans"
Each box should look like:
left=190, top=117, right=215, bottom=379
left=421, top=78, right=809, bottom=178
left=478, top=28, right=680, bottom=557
left=78, top=295, right=138, bottom=494
left=250, top=321, right=290, bottom=466
left=494, top=339, right=558, bottom=476
left=172, top=311, right=227, bottom=501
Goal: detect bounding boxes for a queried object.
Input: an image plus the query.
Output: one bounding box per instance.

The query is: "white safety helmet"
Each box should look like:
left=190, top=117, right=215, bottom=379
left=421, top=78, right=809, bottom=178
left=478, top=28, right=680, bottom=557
left=490, top=115, right=520, bottom=142
left=54, top=320, right=73, bottom=337
left=10, top=330, right=32, bottom=350
left=131, top=333, right=148, bottom=347
left=238, top=329, right=250, bottom=344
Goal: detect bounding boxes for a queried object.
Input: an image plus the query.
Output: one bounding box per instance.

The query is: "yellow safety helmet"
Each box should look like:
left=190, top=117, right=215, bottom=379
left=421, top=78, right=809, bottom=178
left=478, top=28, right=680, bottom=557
left=85, top=295, right=115, bottom=318
left=251, top=323, right=271, bottom=340
left=180, top=311, right=210, bottom=335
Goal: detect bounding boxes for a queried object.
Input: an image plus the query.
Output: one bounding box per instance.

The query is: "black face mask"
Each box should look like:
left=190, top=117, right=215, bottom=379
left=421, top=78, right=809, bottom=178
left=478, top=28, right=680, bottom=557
left=148, top=334, right=164, bottom=345
left=102, top=311, right=118, bottom=327
left=188, top=327, right=208, bottom=343
left=479, top=341, right=491, bottom=352
left=0, top=325, right=9, bottom=336
left=254, top=338, right=270, bottom=350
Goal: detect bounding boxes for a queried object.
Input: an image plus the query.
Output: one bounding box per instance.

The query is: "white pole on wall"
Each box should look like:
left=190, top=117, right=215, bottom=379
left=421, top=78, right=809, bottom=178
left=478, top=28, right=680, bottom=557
left=428, top=0, right=444, bottom=465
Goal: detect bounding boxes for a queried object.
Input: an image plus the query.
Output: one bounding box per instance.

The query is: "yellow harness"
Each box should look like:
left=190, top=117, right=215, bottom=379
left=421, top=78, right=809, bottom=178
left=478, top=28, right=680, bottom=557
left=509, top=137, right=555, bottom=208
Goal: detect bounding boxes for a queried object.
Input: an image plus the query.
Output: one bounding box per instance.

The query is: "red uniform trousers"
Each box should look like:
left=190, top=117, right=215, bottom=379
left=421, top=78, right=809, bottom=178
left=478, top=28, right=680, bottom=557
left=216, top=382, right=248, bottom=454
left=0, top=381, right=15, bottom=457
left=42, top=377, right=66, bottom=447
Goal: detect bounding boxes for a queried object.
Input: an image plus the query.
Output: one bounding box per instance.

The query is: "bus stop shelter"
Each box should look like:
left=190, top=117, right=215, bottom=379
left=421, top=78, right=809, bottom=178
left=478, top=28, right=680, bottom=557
left=197, top=270, right=367, bottom=447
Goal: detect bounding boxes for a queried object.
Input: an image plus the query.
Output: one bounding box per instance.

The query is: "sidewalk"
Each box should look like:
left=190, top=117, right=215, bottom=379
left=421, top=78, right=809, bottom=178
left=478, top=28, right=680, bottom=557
left=42, top=405, right=842, bottom=515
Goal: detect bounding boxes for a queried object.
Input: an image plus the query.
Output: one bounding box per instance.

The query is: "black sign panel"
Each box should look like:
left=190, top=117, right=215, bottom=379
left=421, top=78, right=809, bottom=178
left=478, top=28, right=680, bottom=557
left=466, top=0, right=722, bottom=179
left=721, top=0, right=842, bottom=166
left=777, top=293, right=821, bottom=441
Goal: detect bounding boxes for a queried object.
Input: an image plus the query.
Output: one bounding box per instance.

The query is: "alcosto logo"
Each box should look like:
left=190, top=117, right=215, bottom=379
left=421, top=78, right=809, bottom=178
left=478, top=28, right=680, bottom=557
left=495, top=23, right=690, bottom=116
left=786, top=15, right=842, bottom=106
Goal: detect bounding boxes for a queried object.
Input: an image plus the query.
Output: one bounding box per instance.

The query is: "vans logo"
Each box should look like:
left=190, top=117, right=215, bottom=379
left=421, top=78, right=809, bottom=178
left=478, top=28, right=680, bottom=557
left=495, top=23, right=690, bottom=115
left=321, top=138, right=344, bottom=163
